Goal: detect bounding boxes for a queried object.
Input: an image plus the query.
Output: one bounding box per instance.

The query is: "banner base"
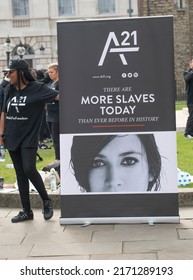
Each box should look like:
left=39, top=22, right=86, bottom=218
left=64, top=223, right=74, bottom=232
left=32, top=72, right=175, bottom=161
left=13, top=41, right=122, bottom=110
left=59, top=216, right=180, bottom=225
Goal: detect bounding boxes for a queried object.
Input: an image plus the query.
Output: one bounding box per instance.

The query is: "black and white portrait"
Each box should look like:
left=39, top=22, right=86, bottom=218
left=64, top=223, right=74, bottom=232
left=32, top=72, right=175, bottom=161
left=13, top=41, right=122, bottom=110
left=60, top=132, right=177, bottom=194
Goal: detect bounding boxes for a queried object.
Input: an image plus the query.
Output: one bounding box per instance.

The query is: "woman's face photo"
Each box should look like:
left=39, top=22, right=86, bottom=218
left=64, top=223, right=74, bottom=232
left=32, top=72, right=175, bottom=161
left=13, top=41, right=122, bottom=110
left=88, top=135, right=150, bottom=192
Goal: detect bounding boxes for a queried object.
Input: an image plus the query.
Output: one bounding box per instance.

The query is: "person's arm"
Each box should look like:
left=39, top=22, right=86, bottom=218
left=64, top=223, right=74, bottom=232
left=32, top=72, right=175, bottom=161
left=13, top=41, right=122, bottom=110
left=0, top=112, right=6, bottom=146
left=40, top=83, right=59, bottom=102
left=54, top=81, right=59, bottom=101
left=55, top=94, right=59, bottom=101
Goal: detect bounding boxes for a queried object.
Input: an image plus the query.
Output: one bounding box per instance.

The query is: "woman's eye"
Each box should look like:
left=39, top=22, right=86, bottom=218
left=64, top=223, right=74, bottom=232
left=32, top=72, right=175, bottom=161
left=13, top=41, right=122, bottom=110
left=92, top=159, right=105, bottom=167
left=121, top=157, right=138, bottom=166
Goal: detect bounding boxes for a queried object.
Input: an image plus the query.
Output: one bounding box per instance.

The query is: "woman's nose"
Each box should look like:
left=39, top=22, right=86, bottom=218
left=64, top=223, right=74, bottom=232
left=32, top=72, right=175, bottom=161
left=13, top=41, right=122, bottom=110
left=105, top=165, right=123, bottom=191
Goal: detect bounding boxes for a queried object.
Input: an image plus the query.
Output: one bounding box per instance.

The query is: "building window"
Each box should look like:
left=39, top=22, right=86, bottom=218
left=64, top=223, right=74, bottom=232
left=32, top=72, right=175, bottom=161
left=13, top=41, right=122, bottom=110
left=98, top=0, right=115, bottom=14
left=177, top=0, right=185, bottom=9
left=58, top=0, right=75, bottom=16
left=12, top=0, right=29, bottom=17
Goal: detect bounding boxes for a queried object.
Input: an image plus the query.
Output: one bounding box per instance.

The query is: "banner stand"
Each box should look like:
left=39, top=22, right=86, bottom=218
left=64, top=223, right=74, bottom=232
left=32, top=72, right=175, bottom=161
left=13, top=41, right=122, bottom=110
left=60, top=216, right=180, bottom=225
left=58, top=16, right=179, bottom=225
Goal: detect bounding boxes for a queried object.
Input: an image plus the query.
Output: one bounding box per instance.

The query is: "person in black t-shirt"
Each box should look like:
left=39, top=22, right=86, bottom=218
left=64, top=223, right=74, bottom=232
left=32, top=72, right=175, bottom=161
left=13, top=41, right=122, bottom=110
left=35, top=69, right=51, bottom=149
left=0, top=59, right=59, bottom=223
left=42, top=62, right=60, bottom=171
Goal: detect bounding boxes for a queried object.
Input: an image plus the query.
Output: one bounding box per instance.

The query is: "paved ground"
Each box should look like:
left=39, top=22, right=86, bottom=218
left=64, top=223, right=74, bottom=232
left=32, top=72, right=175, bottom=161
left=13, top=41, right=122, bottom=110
left=175, top=108, right=188, bottom=132
left=0, top=109, right=192, bottom=260
left=0, top=207, right=193, bottom=260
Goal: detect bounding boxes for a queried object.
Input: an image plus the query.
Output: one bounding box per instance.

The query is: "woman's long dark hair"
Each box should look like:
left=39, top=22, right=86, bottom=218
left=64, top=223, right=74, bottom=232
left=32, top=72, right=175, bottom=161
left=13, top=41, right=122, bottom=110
left=17, top=68, right=36, bottom=90
left=70, top=134, right=162, bottom=192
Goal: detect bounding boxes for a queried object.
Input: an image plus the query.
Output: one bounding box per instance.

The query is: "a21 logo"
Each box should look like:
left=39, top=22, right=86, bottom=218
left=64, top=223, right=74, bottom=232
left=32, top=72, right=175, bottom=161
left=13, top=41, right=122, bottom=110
left=98, top=31, right=139, bottom=66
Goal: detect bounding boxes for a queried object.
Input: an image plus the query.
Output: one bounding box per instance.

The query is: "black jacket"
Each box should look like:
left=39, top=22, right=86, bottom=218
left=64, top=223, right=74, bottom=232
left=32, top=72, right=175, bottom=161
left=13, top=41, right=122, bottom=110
left=0, top=79, right=9, bottom=114
left=184, top=68, right=193, bottom=105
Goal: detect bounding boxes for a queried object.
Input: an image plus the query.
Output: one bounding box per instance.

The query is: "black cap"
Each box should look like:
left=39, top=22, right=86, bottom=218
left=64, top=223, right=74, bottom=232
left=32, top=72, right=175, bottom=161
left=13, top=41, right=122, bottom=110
left=3, top=59, right=29, bottom=72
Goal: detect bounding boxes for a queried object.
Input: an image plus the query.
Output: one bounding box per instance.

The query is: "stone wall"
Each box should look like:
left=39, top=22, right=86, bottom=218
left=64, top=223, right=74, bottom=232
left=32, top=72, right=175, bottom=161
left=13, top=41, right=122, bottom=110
left=138, top=0, right=192, bottom=100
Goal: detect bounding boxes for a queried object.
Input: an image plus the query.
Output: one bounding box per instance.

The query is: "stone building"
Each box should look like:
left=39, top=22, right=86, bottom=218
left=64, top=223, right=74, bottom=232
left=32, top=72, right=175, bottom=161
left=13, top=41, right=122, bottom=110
left=0, top=0, right=138, bottom=77
left=138, top=0, right=191, bottom=99
left=0, top=0, right=192, bottom=99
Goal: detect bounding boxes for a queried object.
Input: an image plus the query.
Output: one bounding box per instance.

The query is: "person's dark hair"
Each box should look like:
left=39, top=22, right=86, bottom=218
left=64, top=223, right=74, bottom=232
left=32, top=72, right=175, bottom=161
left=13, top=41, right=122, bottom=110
left=36, top=69, right=45, bottom=82
left=137, top=134, right=161, bottom=191
left=43, top=71, right=52, bottom=84
left=70, top=134, right=161, bottom=192
left=8, top=68, right=35, bottom=95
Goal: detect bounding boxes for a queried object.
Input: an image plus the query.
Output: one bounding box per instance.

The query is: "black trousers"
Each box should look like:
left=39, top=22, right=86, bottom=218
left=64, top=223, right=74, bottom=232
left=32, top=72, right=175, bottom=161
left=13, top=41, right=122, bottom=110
left=39, top=109, right=51, bottom=142
left=51, top=121, right=60, bottom=160
left=9, top=147, right=49, bottom=212
left=185, top=103, right=193, bottom=136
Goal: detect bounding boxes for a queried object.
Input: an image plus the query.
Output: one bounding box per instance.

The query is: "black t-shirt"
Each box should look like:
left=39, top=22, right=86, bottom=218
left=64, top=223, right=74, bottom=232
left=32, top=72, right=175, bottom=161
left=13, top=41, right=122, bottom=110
left=0, top=79, right=9, bottom=114
left=184, top=68, right=193, bottom=105
left=46, top=81, right=59, bottom=122
left=3, top=81, right=58, bottom=150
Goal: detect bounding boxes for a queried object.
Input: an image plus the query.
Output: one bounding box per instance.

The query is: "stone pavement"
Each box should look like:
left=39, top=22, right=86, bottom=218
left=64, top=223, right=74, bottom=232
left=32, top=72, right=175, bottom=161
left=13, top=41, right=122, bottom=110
left=0, top=109, right=193, bottom=260
left=0, top=207, right=193, bottom=260
left=175, top=107, right=188, bottom=132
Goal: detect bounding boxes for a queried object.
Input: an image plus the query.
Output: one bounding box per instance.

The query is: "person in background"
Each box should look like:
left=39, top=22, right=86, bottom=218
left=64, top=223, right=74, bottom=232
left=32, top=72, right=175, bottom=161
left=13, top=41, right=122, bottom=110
left=42, top=63, right=60, bottom=171
left=0, top=73, right=10, bottom=116
left=184, top=59, right=193, bottom=138
left=0, top=59, right=59, bottom=223
left=36, top=69, right=51, bottom=149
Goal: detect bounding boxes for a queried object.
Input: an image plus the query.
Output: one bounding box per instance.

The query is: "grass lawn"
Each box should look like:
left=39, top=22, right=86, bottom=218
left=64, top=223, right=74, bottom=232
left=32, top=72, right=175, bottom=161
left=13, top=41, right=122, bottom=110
left=177, top=132, right=193, bottom=188
left=177, top=132, right=193, bottom=171
left=175, top=100, right=186, bottom=110
left=0, top=145, right=55, bottom=185
left=0, top=132, right=193, bottom=188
